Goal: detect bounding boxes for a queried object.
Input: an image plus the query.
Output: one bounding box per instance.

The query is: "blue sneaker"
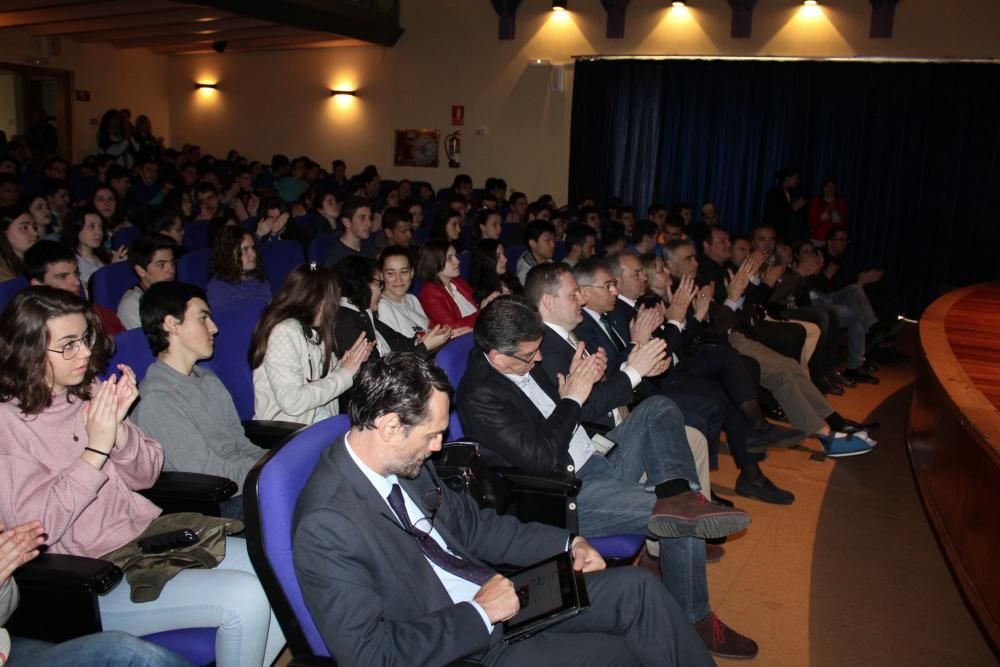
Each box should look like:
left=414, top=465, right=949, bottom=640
left=817, top=432, right=874, bottom=458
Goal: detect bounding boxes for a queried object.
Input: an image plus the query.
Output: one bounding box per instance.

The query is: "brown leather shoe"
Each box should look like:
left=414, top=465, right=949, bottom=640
left=694, top=612, right=759, bottom=660
left=648, top=491, right=751, bottom=539
left=706, top=543, right=725, bottom=563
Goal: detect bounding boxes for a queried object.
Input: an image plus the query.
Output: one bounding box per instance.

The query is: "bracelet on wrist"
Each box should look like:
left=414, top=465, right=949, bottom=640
left=84, top=447, right=110, bottom=458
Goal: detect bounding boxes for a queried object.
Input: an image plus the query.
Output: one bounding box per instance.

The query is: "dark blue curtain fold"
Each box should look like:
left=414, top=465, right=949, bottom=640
left=568, top=58, right=1000, bottom=316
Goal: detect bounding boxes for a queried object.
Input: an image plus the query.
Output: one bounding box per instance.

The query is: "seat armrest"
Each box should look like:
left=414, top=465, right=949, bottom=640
left=242, top=419, right=306, bottom=449
left=492, top=468, right=582, bottom=495
left=582, top=421, right=612, bottom=438
left=13, top=553, right=123, bottom=594
left=6, top=553, right=123, bottom=642
left=140, top=471, right=238, bottom=516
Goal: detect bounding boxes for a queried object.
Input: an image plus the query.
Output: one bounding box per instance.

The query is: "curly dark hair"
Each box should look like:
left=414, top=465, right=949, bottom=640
left=0, top=286, right=111, bottom=415
left=211, top=226, right=266, bottom=284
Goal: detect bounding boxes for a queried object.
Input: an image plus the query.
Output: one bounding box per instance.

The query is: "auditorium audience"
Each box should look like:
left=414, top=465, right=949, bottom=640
left=469, top=238, right=520, bottom=304
left=117, top=235, right=177, bottom=330
left=23, top=240, right=125, bottom=335
left=60, top=206, right=122, bottom=287
left=515, top=219, right=557, bottom=285
left=324, top=197, right=374, bottom=267
left=418, top=240, right=499, bottom=328
left=207, top=226, right=271, bottom=307
left=0, top=286, right=284, bottom=667
left=131, top=282, right=265, bottom=520
left=0, top=210, right=38, bottom=281
left=250, top=264, right=372, bottom=425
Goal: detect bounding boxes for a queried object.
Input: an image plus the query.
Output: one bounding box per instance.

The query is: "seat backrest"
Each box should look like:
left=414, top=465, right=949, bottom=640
left=500, top=222, right=522, bottom=246
left=244, top=414, right=352, bottom=659
left=177, top=248, right=213, bottom=289
left=436, top=334, right=477, bottom=438
left=182, top=220, right=211, bottom=251
left=504, top=244, right=525, bottom=273
left=90, top=262, right=138, bottom=311
left=110, top=225, right=141, bottom=251
left=0, top=276, right=27, bottom=311
left=307, top=235, right=337, bottom=265
left=105, top=328, right=155, bottom=382
left=457, top=252, right=472, bottom=282
left=259, top=240, right=305, bottom=293
left=202, top=298, right=268, bottom=421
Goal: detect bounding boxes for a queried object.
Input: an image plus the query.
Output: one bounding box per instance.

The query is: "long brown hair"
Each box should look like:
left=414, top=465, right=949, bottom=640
left=212, top=227, right=267, bottom=284
left=0, top=286, right=111, bottom=415
left=249, top=263, right=341, bottom=375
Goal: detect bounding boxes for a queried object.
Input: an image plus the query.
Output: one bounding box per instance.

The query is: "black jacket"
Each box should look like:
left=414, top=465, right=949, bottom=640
left=456, top=347, right=581, bottom=476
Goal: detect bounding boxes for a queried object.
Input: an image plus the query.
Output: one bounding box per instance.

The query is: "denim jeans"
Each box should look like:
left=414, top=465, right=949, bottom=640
left=9, top=631, right=193, bottom=667
left=813, top=284, right=878, bottom=368
left=575, top=396, right=711, bottom=624
left=98, top=537, right=285, bottom=667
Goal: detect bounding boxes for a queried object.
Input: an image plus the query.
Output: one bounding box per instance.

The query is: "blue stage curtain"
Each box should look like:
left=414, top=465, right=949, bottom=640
left=568, top=58, right=1000, bottom=316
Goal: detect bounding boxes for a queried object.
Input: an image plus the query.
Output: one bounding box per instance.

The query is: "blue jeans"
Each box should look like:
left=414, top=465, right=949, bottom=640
left=575, top=396, right=711, bottom=624
left=98, top=537, right=284, bottom=667
left=9, top=631, right=193, bottom=667
left=812, top=284, right=876, bottom=369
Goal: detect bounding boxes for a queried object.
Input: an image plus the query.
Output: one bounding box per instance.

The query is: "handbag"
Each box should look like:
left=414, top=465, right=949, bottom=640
left=431, top=439, right=513, bottom=511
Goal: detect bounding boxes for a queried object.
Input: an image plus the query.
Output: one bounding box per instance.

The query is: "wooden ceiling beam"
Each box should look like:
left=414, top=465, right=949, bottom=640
left=27, top=7, right=228, bottom=35
left=69, top=16, right=267, bottom=43
left=0, top=0, right=92, bottom=11
left=0, top=0, right=176, bottom=28
left=110, top=23, right=304, bottom=49
left=152, top=31, right=340, bottom=54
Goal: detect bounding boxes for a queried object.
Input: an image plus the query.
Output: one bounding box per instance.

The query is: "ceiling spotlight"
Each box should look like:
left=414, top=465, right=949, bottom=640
left=552, top=0, right=568, bottom=11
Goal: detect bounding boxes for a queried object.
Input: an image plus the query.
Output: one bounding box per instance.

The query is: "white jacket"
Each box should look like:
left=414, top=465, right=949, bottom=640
left=252, top=319, right=354, bottom=425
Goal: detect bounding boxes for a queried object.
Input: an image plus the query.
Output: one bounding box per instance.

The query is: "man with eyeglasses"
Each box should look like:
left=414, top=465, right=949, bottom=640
left=457, top=297, right=757, bottom=660
left=294, top=352, right=715, bottom=666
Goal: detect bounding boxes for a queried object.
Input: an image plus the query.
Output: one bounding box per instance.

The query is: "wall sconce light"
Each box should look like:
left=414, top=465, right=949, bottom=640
left=672, top=1, right=686, bottom=7
left=330, top=89, right=357, bottom=98
left=803, top=0, right=818, bottom=4
left=194, top=82, right=219, bottom=90
left=552, top=0, right=568, bottom=11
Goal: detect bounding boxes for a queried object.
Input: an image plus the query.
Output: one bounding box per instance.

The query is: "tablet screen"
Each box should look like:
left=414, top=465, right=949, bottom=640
left=505, top=553, right=576, bottom=631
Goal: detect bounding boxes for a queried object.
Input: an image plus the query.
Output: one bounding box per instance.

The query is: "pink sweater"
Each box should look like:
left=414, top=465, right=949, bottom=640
left=0, top=387, right=163, bottom=558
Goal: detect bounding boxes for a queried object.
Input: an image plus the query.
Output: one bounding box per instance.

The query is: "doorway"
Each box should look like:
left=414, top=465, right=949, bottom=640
left=0, top=62, right=73, bottom=161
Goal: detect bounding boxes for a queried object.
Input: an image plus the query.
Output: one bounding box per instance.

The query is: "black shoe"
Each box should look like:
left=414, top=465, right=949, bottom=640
left=735, top=473, right=795, bottom=505
left=841, top=418, right=880, bottom=433
left=815, top=376, right=844, bottom=396
left=844, top=367, right=880, bottom=385
left=862, top=358, right=880, bottom=373
left=827, top=370, right=857, bottom=388
left=746, top=423, right=806, bottom=453
left=711, top=492, right=734, bottom=507
left=763, top=404, right=788, bottom=423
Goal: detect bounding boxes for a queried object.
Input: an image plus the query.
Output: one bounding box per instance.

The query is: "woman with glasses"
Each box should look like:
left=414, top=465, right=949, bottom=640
left=335, top=256, right=452, bottom=408
left=206, top=226, right=271, bottom=308
left=0, top=286, right=285, bottom=667
left=250, top=263, right=373, bottom=425
left=417, top=240, right=500, bottom=329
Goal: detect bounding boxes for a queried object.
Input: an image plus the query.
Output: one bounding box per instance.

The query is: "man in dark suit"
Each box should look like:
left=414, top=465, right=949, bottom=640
left=456, top=299, right=759, bottom=660
left=590, top=254, right=799, bottom=504
left=293, top=352, right=715, bottom=666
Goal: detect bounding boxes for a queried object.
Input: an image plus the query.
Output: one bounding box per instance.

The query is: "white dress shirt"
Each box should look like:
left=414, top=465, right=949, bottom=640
left=344, top=435, right=493, bottom=631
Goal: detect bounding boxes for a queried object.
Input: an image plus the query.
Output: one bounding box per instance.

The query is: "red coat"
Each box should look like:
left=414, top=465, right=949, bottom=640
left=418, top=278, right=479, bottom=329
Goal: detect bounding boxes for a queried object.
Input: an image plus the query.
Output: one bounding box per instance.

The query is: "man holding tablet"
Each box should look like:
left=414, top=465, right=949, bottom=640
left=293, top=352, right=714, bottom=666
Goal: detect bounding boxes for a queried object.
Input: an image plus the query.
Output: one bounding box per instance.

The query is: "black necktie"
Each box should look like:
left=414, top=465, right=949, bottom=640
left=599, top=314, right=626, bottom=352
left=386, top=484, right=495, bottom=586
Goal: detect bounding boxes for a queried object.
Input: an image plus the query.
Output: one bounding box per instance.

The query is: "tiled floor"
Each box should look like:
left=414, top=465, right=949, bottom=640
left=708, top=355, right=997, bottom=666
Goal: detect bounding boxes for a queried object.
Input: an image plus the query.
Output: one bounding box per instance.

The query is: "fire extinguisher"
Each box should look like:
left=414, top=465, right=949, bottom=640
left=445, top=130, right=461, bottom=168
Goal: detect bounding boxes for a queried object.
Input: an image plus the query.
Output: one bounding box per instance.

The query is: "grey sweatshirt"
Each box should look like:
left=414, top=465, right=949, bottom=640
left=131, top=360, right=265, bottom=493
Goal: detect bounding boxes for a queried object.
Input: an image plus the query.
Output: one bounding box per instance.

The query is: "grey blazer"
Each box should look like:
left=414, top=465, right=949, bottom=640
left=292, top=434, right=569, bottom=666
